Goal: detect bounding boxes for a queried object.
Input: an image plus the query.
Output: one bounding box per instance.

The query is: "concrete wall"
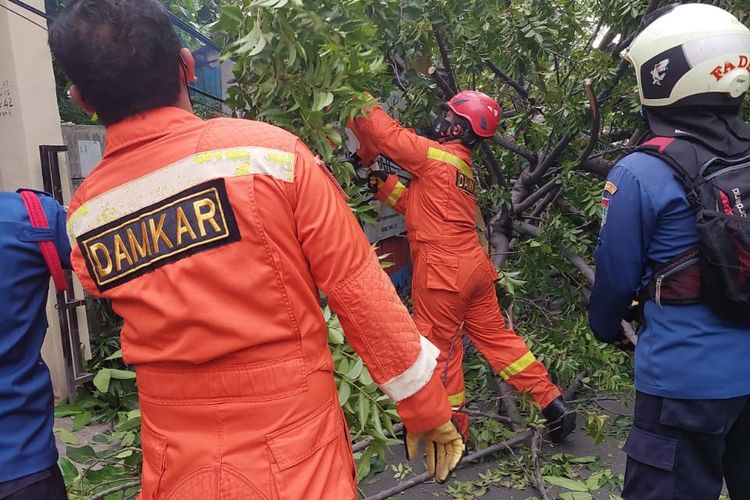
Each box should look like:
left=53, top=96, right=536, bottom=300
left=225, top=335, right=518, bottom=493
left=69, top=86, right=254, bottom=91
left=62, top=124, right=106, bottom=192
left=0, top=0, right=90, bottom=400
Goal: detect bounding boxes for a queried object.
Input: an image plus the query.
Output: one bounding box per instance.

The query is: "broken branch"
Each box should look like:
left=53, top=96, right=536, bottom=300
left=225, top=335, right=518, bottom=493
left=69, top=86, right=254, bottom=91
left=577, top=79, right=601, bottom=164
left=530, top=429, right=552, bottom=500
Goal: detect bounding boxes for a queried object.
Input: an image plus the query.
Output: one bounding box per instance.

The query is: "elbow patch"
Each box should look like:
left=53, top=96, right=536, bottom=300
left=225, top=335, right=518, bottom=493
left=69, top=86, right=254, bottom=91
left=329, top=251, right=430, bottom=395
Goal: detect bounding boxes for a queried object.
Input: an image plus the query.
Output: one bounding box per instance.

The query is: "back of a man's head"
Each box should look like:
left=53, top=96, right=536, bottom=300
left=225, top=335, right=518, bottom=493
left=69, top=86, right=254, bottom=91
left=49, top=0, right=182, bottom=125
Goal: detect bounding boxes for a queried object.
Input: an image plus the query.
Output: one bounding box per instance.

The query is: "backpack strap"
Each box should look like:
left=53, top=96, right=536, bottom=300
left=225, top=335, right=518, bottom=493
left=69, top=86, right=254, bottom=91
left=18, top=190, right=68, bottom=292
left=635, top=136, right=706, bottom=210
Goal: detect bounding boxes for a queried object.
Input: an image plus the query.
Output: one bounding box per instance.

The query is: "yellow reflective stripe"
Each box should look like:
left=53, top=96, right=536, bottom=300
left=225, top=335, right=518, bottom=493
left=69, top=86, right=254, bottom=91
left=448, top=390, right=465, bottom=406
left=67, top=147, right=295, bottom=244
left=384, top=181, right=406, bottom=207
left=427, top=147, right=473, bottom=178
left=498, top=352, right=536, bottom=380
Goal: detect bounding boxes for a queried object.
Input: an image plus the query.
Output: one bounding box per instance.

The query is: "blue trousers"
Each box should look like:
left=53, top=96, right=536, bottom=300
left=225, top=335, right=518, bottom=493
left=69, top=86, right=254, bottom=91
left=623, top=391, right=750, bottom=500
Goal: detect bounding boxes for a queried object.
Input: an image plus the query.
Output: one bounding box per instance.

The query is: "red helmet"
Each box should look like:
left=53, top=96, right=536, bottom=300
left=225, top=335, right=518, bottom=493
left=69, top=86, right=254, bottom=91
left=445, top=91, right=501, bottom=138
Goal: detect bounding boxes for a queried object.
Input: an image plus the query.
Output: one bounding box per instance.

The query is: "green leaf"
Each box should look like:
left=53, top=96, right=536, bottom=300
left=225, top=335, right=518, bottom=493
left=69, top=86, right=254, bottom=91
left=66, top=445, right=97, bottom=464
left=115, top=449, right=134, bottom=459
left=585, top=470, right=608, bottom=490
left=337, top=381, right=351, bottom=406
left=220, top=5, right=243, bottom=24
left=54, top=404, right=82, bottom=418
left=93, top=369, right=111, bottom=393
left=58, top=457, right=78, bottom=483
left=328, top=325, right=345, bottom=345
left=116, top=416, right=142, bottom=433
left=72, top=411, right=93, bottom=432
left=543, top=476, right=589, bottom=492
left=104, top=349, right=123, bottom=361
left=54, top=427, right=79, bottom=445
left=357, top=392, right=370, bottom=430
left=251, top=0, right=284, bottom=7
left=312, top=91, right=334, bottom=112
left=568, top=455, right=598, bottom=464
left=109, top=369, right=136, bottom=380
left=345, top=357, right=364, bottom=380
left=121, top=431, right=136, bottom=447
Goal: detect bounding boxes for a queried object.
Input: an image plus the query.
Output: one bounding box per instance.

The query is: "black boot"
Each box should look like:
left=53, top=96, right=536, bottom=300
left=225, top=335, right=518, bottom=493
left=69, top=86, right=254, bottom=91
left=542, top=397, right=576, bottom=443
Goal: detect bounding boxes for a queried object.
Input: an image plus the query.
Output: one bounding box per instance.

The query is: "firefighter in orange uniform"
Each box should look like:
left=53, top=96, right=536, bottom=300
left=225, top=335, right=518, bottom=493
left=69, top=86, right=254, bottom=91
left=49, top=1, right=464, bottom=498
left=350, top=91, right=576, bottom=442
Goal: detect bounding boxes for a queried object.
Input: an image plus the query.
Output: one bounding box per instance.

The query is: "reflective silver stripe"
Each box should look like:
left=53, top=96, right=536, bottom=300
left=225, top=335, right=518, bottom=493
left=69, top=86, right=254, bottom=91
left=379, top=336, right=440, bottom=403
left=67, top=147, right=295, bottom=243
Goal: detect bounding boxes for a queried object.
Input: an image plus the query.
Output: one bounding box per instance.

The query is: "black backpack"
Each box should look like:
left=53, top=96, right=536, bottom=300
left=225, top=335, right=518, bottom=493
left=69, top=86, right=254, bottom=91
left=636, top=136, right=750, bottom=325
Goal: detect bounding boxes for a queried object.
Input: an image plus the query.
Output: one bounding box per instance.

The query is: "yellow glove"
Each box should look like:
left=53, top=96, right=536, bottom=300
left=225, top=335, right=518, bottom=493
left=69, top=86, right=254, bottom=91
left=404, top=420, right=465, bottom=483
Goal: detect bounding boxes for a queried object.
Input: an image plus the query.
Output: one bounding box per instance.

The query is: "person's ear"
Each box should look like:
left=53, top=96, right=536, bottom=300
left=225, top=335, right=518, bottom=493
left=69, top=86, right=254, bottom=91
left=69, top=85, right=96, bottom=116
left=179, top=48, right=198, bottom=83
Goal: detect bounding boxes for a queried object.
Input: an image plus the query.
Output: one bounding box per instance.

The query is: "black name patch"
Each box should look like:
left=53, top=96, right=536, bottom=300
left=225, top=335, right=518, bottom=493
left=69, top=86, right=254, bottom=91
left=79, top=179, right=240, bottom=291
left=456, top=171, right=477, bottom=197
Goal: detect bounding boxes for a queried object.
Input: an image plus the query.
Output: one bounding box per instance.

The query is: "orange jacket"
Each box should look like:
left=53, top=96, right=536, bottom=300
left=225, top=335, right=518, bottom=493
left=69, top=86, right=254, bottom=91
left=350, top=106, right=482, bottom=252
left=66, top=107, right=451, bottom=432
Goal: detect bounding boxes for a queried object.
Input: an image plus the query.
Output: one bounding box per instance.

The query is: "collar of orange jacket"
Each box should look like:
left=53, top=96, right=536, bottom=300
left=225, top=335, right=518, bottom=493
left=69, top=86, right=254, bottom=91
left=104, top=106, right=201, bottom=158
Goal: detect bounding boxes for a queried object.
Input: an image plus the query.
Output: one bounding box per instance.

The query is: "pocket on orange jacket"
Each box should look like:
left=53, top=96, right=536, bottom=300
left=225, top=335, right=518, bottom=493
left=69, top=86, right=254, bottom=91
left=426, top=254, right=460, bottom=292
left=266, top=397, right=355, bottom=499
left=140, top=422, right=168, bottom=500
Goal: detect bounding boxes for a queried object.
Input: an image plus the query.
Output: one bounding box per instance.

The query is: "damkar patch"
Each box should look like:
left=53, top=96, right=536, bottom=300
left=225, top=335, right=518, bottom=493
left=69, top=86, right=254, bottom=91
left=79, top=179, right=239, bottom=291
left=456, top=171, right=478, bottom=197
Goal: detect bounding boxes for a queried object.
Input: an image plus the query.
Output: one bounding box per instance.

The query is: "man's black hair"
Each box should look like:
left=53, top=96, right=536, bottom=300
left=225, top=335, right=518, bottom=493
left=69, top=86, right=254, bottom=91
left=48, top=0, right=182, bottom=125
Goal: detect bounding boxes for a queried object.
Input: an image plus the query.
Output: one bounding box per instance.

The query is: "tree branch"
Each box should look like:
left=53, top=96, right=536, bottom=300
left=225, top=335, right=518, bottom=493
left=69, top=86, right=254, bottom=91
left=364, top=430, right=534, bottom=500
left=532, top=132, right=574, bottom=186
left=577, top=79, right=601, bottom=164
left=513, top=177, right=560, bottom=215
left=458, top=408, right=514, bottom=425
left=428, top=66, right=455, bottom=98
left=517, top=222, right=594, bottom=283
left=529, top=189, right=559, bottom=219
left=493, top=135, right=537, bottom=163
left=530, top=429, right=552, bottom=500
left=579, top=157, right=616, bottom=177
left=480, top=141, right=506, bottom=186
left=352, top=423, right=404, bottom=452
left=90, top=480, right=141, bottom=500
left=432, top=26, right=459, bottom=93
left=364, top=376, right=585, bottom=500
left=486, top=60, right=528, bottom=100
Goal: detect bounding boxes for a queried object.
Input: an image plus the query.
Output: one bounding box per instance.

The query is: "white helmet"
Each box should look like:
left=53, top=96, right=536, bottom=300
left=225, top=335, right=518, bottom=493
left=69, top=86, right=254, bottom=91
left=624, top=3, right=750, bottom=107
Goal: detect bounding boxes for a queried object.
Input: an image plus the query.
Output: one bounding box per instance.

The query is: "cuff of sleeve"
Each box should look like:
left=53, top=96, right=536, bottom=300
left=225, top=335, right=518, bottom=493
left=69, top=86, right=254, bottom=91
left=374, top=174, right=399, bottom=203
left=396, top=368, right=453, bottom=434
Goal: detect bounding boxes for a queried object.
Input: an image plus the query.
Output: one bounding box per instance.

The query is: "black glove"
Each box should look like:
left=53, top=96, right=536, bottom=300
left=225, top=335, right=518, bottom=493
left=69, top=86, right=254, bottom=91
left=367, top=169, right=389, bottom=194
left=623, top=300, right=641, bottom=323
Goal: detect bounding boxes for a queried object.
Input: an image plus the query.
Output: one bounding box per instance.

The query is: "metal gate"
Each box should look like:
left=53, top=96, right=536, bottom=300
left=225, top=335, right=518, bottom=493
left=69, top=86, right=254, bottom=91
left=40, top=145, right=92, bottom=402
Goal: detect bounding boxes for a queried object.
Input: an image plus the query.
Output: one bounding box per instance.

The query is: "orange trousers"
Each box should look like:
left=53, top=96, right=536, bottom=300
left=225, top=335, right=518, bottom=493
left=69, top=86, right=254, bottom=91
left=411, top=243, right=561, bottom=436
left=136, top=365, right=356, bottom=500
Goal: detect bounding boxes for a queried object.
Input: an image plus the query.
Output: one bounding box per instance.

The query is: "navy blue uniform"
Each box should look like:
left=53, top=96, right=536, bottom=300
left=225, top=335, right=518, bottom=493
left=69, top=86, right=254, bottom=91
left=590, top=153, right=750, bottom=499
left=0, top=191, right=70, bottom=499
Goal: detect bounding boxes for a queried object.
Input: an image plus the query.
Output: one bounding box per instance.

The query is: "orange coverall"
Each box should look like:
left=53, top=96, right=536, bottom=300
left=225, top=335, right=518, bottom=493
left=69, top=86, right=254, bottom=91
left=66, top=107, right=452, bottom=499
left=350, top=106, right=561, bottom=435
